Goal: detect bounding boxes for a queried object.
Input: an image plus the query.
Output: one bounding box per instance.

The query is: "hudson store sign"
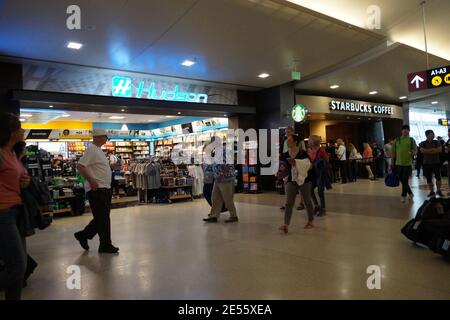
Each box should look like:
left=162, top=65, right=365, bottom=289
left=329, top=100, right=394, bottom=115
left=112, top=76, right=208, bottom=103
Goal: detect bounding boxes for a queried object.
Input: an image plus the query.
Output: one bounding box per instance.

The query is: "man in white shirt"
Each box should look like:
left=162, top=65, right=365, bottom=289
left=74, top=129, right=119, bottom=254
left=336, top=138, right=347, bottom=183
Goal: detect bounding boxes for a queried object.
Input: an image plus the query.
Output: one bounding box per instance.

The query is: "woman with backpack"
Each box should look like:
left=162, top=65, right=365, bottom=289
left=308, top=135, right=330, bottom=216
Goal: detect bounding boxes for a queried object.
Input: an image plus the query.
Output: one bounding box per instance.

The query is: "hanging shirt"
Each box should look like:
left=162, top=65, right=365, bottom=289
left=78, top=145, right=112, bottom=192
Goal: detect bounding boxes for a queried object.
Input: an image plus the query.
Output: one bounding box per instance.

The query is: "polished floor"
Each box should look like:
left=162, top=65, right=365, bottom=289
left=6, top=176, right=450, bottom=300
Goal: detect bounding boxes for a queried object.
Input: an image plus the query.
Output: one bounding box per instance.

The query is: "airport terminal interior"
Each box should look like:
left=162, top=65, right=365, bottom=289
left=0, top=0, right=449, bottom=300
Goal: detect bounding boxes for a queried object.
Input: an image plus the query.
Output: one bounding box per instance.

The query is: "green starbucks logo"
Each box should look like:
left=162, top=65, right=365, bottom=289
left=292, top=104, right=307, bottom=122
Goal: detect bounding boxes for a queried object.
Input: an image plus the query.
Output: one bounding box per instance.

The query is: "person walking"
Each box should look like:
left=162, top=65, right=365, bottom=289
left=415, top=148, right=423, bottom=178
left=444, top=128, right=450, bottom=195
left=308, top=135, right=329, bottom=216
left=0, top=113, right=28, bottom=300
left=203, top=142, right=238, bottom=223
left=336, top=139, right=348, bottom=184
left=362, top=143, right=375, bottom=180
left=392, top=125, right=417, bottom=203
left=419, top=130, right=444, bottom=198
left=278, top=135, right=315, bottom=233
left=74, top=129, right=119, bottom=254
left=384, top=139, right=394, bottom=174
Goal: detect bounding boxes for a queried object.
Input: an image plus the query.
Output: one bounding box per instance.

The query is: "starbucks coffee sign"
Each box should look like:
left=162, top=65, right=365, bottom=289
left=292, top=104, right=307, bottom=122
left=329, top=100, right=393, bottom=115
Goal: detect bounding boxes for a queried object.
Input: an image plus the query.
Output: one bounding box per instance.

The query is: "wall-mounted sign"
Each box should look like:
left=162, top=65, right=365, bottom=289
left=292, top=104, right=307, bottom=122
left=438, top=119, right=449, bottom=126
left=112, top=76, right=208, bottom=103
left=329, top=100, right=393, bottom=115
left=26, top=129, right=52, bottom=140
left=407, top=65, right=450, bottom=92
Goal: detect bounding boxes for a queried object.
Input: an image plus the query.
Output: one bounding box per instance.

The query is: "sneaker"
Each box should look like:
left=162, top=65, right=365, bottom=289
left=400, top=197, right=406, bottom=203
left=427, top=191, right=436, bottom=198
left=436, top=190, right=444, bottom=197
left=98, top=245, right=119, bottom=254
left=74, top=232, right=89, bottom=251
left=225, top=217, right=239, bottom=223
left=203, top=217, right=218, bottom=223
left=408, top=193, right=414, bottom=200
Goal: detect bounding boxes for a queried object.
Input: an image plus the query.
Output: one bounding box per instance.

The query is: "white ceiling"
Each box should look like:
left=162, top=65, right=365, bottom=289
left=0, top=0, right=448, bottom=105
left=285, top=0, right=450, bottom=60
left=0, top=0, right=385, bottom=88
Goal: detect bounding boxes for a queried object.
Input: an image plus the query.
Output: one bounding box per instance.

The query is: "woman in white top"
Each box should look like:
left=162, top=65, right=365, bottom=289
left=347, top=143, right=360, bottom=182
left=336, top=139, right=348, bottom=184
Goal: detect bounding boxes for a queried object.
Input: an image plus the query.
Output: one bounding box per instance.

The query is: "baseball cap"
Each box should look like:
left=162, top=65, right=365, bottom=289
left=92, top=128, right=108, bottom=137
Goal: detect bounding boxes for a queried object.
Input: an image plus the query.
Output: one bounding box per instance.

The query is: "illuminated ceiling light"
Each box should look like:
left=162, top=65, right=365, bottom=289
left=67, top=41, right=83, bottom=50
left=61, top=114, right=71, bottom=118
left=177, top=112, right=181, bottom=115
left=399, top=96, right=407, bottom=100
left=109, top=116, right=125, bottom=120
left=181, top=60, right=195, bottom=67
left=147, top=120, right=155, bottom=122
left=223, top=114, right=227, bottom=117
left=49, top=105, right=54, bottom=108
left=121, top=109, right=125, bottom=112
left=431, top=101, right=439, bottom=105
left=19, top=118, right=26, bottom=122
left=369, top=91, right=378, bottom=95
left=121, top=124, right=129, bottom=131
left=330, top=85, right=340, bottom=89
left=165, top=115, right=175, bottom=118
left=258, top=73, right=270, bottom=78
left=20, top=114, right=33, bottom=118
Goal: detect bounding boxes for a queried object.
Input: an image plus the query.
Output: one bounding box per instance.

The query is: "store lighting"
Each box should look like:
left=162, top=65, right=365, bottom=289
left=258, top=73, right=270, bottom=78
left=399, top=96, right=407, bottom=100
left=330, top=85, right=340, bottom=89
left=49, top=105, right=53, bottom=108
left=165, top=115, right=175, bottom=118
left=121, top=124, right=129, bottom=131
left=20, top=114, right=33, bottom=118
left=369, top=91, right=378, bottom=95
left=109, top=116, right=125, bottom=120
left=19, top=118, right=26, bottom=122
left=61, top=114, right=71, bottom=118
left=431, top=101, right=439, bottom=105
left=181, top=60, right=195, bottom=67
left=67, top=41, right=83, bottom=50
left=177, top=112, right=181, bottom=115
left=121, top=109, right=125, bottom=112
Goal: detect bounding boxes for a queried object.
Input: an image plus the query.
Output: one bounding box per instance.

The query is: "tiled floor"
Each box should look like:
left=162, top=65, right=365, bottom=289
left=6, top=177, right=450, bottom=300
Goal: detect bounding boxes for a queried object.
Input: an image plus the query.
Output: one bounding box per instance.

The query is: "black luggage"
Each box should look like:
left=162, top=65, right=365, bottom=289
left=424, top=219, right=450, bottom=259
left=401, top=219, right=435, bottom=247
left=415, top=198, right=449, bottom=221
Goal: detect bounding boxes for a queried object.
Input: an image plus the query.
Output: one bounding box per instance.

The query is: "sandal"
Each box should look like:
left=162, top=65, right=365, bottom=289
left=304, top=222, right=314, bottom=229
left=278, top=225, right=289, bottom=234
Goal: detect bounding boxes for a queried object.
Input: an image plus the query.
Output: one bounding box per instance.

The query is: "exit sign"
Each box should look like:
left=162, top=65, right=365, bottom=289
left=291, top=71, right=301, bottom=80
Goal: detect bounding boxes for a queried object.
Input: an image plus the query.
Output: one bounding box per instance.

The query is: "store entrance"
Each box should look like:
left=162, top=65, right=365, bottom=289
left=325, top=123, right=360, bottom=147
left=19, top=105, right=244, bottom=218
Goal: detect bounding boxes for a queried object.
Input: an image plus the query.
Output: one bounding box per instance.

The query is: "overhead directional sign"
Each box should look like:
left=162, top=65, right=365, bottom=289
left=407, top=65, right=450, bottom=92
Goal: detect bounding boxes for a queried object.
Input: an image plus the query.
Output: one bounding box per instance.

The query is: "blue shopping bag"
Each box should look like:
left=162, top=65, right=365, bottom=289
left=385, top=172, right=400, bottom=187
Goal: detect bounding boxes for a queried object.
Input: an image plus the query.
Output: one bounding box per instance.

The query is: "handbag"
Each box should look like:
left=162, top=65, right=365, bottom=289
left=385, top=172, right=400, bottom=187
